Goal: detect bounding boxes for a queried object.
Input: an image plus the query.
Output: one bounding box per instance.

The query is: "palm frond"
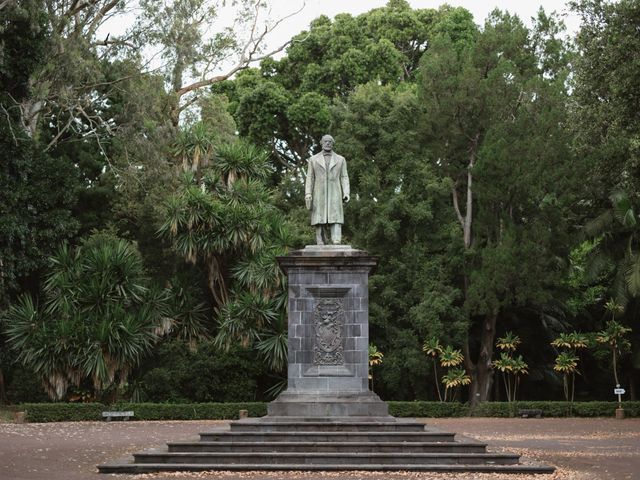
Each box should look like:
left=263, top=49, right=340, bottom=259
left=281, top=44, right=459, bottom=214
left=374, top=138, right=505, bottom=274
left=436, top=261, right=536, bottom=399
left=625, top=253, right=640, bottom=297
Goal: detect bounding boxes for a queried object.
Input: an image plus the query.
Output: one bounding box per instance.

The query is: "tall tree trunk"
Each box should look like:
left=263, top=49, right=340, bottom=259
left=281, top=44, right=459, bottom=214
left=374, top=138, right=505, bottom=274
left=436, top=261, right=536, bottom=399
left=468, top=309, right=498, bottom=407
left=0, top=367, right=8, bottom=405
left=455, top=135, right=484, bottom=405
left=20, top=99, right=43, bottom=138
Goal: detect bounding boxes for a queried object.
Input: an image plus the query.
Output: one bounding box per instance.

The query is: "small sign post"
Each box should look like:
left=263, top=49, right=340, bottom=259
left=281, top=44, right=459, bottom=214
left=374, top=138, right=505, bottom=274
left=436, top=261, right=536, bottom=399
left=614, top=384, right=625, bottom=419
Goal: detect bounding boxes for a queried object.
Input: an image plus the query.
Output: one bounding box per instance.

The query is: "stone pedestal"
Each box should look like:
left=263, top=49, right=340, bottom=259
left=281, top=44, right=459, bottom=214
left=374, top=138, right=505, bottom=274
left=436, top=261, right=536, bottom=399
left=268, top=245, right=389, bottom=417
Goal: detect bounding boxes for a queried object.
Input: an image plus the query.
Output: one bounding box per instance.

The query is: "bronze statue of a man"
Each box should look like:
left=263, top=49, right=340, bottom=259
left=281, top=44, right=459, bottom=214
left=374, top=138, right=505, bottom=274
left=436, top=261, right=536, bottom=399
left=305, top=134, right=350, bottom=245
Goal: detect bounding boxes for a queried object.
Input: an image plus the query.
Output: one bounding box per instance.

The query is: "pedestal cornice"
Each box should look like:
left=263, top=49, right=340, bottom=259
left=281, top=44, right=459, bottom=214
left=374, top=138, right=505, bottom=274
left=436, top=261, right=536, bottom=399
left=277, top=246, right=378, bottom=273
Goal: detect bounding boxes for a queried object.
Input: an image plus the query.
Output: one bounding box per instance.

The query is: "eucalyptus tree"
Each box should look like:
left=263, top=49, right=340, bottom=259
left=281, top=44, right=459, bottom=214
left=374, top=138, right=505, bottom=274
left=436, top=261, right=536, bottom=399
left=2, top=233, right=172, bottom=401
left=134, top=0, right=304, bottom=126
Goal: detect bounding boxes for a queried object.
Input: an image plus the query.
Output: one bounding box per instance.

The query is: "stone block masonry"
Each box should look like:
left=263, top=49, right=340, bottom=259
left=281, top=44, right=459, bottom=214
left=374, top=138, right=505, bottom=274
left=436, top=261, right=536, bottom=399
left=268, top=245, right=389, bottom=417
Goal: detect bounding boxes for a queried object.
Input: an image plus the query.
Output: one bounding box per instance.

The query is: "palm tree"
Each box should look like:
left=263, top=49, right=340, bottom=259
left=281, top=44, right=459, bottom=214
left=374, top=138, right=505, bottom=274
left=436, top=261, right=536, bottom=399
left=551, top=331, right=589, bottom=406
left=160, top=139, right=293, bottom=386
left=439, top=346, right=464, bottom=368
left=422, top=338, right=443, bottom=401
left=368, top=344, right=384, bottom=391
left=585, top=190, right=640, bottom=304
left=166, top=277, right=210, bottom=351
left=492, top=332, right=528, bottom=402
left=172, top=122, right=215, bottom=174
left=553, top=352, right=579, bottom=405
left=495, top=331, right=521, bottom=353
left=2, top=234, right=171, bottom=401
left=437, top=346, right=467, bottom=402
left=551, top=332, right=589, bottom=350
left=159, top=142, right=288, bottom=308
left=441, top=368, right=471, bottom=402
left=596, top=300, right=632, bottom=391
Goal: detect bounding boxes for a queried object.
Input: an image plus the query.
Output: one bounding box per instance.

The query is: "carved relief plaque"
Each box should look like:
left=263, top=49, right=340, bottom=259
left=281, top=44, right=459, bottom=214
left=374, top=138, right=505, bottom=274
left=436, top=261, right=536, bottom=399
left=313, top=298, right=345, bottom=365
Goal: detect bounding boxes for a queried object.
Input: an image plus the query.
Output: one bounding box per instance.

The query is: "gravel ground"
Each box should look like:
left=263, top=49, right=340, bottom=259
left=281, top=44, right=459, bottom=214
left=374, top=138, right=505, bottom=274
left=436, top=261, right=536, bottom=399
left=0, top=417, right=638, bottom=480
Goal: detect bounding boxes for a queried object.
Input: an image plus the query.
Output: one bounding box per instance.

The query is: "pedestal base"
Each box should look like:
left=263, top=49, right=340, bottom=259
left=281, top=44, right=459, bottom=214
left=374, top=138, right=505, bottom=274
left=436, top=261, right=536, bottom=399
left=268, top=391, right=389, bottom=417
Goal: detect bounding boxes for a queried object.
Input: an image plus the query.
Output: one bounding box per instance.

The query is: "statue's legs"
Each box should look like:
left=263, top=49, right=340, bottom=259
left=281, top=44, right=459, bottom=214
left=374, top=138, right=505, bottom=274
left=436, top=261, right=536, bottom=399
left=315, top=224, right=342, bottom=245
left=315, top=225, right=326, bottom=245
left=330, top=223, right=342, bottom=245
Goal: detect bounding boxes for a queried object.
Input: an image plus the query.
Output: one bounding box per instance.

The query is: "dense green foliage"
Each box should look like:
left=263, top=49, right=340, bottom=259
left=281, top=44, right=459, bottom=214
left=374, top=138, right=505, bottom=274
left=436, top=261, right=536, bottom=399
left=1, top=0, right=639, bottom=406
left=3, top=233, right=173, bottom=401
left=135, top=340, right=266, bottom=403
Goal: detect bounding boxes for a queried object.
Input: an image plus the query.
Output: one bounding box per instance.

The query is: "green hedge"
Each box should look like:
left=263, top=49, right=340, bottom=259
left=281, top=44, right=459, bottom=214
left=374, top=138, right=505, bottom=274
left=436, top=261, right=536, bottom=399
left=17, top=401, right=640, bottom=422
left=389, top=401, right=469, bottom=417
left=20, top=403, right=106, bottom=422
left=20, top=402, right=267, bottom=423
left=113, top=402, right=268, bottom=421
left=471, top=401, right=640, bottom=418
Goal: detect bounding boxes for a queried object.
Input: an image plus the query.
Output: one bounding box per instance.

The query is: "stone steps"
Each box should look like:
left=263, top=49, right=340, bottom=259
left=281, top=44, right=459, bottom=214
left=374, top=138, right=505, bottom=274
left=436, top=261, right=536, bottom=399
left=133, top=451, right=521, bottom=466
left=168, top=440, right=487, bottom=453
left=96, top=417, right=555, bottom=474
left=229, top=419, right=426, bottom=432
left=198, top=431, right=457, bottom=443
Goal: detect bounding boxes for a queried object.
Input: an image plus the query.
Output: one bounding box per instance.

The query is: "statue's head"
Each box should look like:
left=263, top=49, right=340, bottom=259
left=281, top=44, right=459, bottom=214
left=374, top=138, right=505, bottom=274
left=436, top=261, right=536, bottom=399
left=321, top=134, right=334, bottom=151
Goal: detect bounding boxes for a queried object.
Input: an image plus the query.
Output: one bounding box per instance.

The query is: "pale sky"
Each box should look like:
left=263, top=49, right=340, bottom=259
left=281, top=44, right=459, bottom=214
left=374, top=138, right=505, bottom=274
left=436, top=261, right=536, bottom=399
left=102, top=1, right=580, bottom=79
left=266, top=0, right=579, bottom=49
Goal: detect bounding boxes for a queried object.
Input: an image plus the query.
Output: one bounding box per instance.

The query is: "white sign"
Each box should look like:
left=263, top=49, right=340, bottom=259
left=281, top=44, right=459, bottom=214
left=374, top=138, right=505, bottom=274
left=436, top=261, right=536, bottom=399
left=614, top=388, right=626, bottom=395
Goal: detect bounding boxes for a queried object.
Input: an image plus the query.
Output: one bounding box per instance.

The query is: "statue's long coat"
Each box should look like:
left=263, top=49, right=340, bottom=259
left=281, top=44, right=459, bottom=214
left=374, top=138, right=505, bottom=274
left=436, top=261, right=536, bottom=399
left=305, top=151, right=350, bottom=225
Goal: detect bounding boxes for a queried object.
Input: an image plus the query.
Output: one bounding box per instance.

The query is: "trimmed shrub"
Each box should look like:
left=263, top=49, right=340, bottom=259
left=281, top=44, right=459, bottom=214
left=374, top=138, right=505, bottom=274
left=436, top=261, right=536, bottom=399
left=113, top=402, right=268, bottom=420
left=389, top=401, right=469, bottom=417
left=471, top=401, right=640, bottom=418
left=22, top=403, right=106, bottom=422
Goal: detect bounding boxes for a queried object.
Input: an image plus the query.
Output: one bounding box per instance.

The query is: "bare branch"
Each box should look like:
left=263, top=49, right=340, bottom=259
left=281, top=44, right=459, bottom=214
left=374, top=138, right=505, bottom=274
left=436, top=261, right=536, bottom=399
left=87, top=0, right=120, bottom=38
left=0, top=104, right=19, bottom=146
left=92, top=36, right=137, bottom=49
left=262, top=1, right=307, bottom=39
left=0, top=0, right=15, bottom=11
left=65, top=0, right=100, bottom=19
left=175, top=0, right=305, bottom=100
left=46, top=112, right=76, bottom=151
left=175, top=64, right=243, bottom=98
left=176, top=93, right=201, bottom=115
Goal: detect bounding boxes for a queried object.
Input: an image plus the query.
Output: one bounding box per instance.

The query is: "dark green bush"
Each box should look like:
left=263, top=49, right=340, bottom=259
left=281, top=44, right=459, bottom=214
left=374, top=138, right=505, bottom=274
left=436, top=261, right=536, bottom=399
left=136, top=341, right=265, bottom=403
left=389, top=401, right=469, bottom=417
left=5, top=367, right=49, bottom=403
